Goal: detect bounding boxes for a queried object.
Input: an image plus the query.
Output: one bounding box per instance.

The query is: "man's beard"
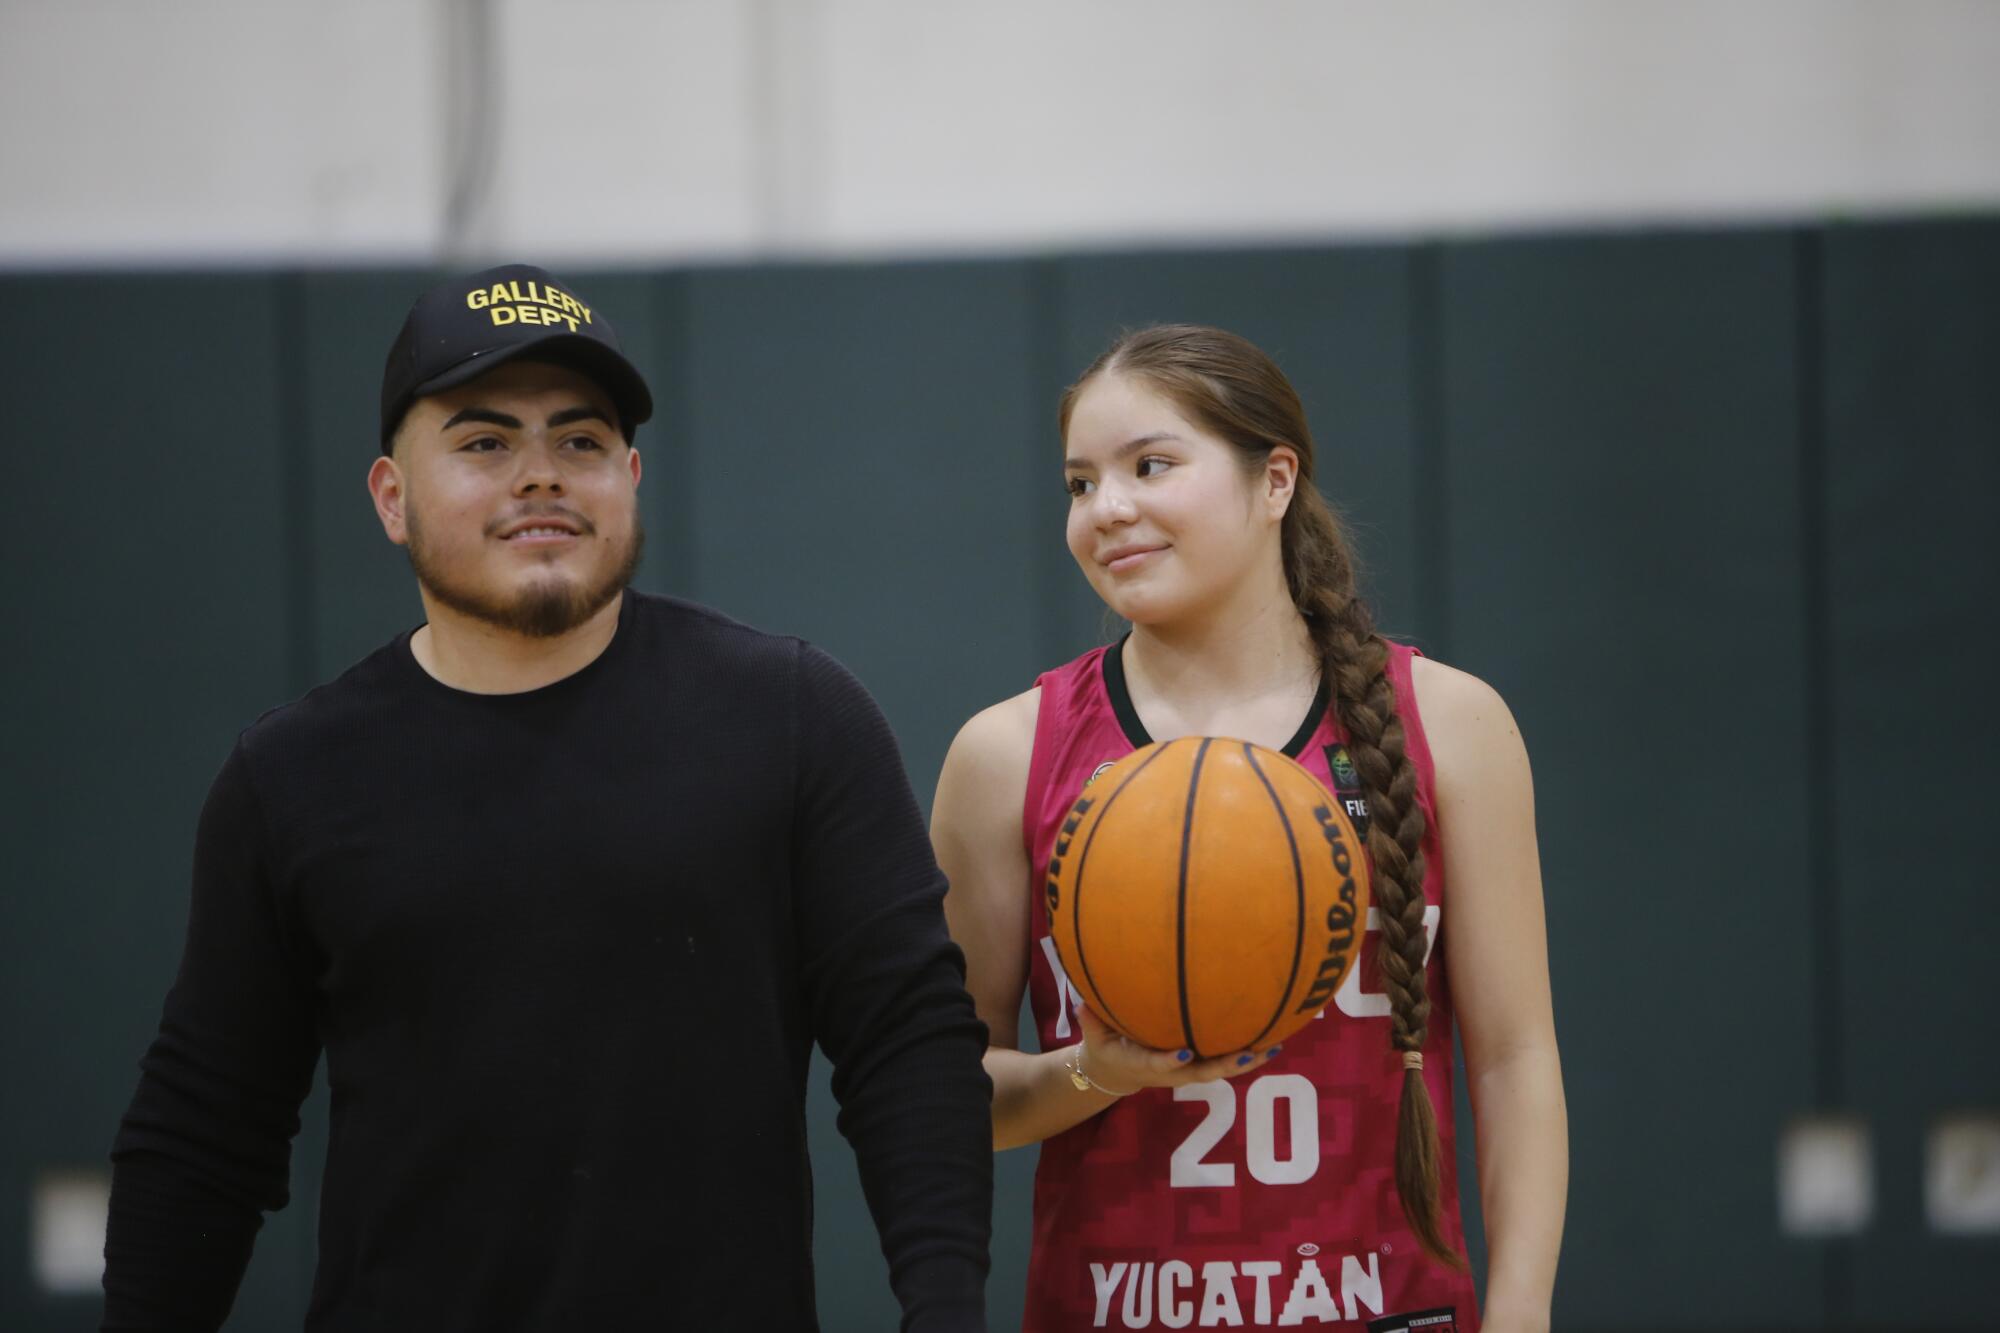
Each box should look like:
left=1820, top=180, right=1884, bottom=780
left=405, top=506, right=645, bottom=639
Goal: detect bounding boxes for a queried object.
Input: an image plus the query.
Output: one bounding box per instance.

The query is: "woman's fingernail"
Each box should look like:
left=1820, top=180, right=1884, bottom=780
left=1176, top=1050, right=1192, bottom=1062
left=1266, top=1045, right=1283, bottom=1058
left=1236, top=1054, right=1253, bottom=1067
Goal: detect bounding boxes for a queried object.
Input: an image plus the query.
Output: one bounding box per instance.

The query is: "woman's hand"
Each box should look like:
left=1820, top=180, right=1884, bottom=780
left=1072, top=1003, right=1286, bottom=1095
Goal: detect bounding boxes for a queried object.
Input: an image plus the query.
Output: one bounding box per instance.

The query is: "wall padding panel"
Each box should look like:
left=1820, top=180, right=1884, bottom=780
left=0, top=275, right=306, bottom=1330
left=682, top=260, right=1045, bottom=790
left=1822, top=218, right=2000, bottom=1326
left=1439, top=233, right=1824, bottom=1328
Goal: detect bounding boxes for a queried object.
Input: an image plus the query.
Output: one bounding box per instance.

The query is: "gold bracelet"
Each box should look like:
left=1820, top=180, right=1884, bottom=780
left=1065, top=1041, right=1131, bottom=1097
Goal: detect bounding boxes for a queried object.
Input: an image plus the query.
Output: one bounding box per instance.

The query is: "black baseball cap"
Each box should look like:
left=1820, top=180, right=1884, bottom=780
left=379, top=263, right=654, bottom=452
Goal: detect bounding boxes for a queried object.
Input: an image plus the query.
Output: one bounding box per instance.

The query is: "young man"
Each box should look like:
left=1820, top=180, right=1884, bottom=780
left=102, top=265, right=994, bottom=1332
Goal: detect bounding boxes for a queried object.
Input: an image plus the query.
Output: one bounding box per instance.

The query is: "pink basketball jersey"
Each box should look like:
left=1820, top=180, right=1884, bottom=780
left=1020, top=638, right=1478, bottom=1331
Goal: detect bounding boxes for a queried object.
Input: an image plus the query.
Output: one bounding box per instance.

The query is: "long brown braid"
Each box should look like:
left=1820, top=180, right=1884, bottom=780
left=1059, top=324, right=1465, bottom=1269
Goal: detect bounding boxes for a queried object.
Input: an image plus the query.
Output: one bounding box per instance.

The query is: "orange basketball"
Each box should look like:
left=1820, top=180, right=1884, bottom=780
left=1045, top=736, right=1370, bottom=1057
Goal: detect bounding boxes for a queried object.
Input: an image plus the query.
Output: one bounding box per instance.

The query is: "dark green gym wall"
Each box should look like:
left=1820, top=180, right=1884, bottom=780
left=2, top=218, right=1994, bottom=1331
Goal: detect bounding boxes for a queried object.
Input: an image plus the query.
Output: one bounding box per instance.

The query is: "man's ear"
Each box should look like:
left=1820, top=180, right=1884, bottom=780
left=369, top=455, right=410, bottom=546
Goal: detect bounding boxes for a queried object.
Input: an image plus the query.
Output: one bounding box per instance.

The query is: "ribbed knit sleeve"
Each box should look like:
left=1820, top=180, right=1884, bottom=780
left=102, top=743, right=320, bottom=1331
left=790, top=644, right=994, bottom=1333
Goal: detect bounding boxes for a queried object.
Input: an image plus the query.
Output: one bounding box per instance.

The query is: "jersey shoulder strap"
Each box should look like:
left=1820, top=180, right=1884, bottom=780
left=1020, top=645, right=1115, bottom=861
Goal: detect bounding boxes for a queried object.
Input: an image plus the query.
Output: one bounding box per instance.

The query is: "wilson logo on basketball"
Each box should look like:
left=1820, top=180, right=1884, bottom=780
left=1044, top=795, right=1094, bottom=919
left=1294, top=804, right=1362, bottom=1015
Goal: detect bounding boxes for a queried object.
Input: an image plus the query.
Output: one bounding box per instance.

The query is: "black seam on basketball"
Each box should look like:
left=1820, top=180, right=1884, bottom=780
left=1099, top=634, right=1153, bottom=749
left=1070, top=740, right=1173, bottom=1044
left=1240, top=743, right=1305, bottom=1052
left=1176, top=737, right=1213, bottom=1059
left=1281, top=674, right=1333, bottom=758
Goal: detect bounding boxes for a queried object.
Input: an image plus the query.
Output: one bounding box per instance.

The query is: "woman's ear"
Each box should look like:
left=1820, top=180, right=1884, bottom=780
left=1264, top=445, right=1301, bottom=521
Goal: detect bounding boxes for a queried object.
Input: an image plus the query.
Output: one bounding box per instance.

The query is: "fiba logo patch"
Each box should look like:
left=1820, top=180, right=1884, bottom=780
left=1329, top=747, right=1358, bottom=785
left=1085, top=760, right=1116, bottom=786
left=1323, top=745, right=1371, bottom=840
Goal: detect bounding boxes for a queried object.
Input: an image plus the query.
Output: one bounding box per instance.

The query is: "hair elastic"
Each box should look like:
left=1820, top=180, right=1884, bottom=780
left=1401, top=1050, right=1424, bottom=1072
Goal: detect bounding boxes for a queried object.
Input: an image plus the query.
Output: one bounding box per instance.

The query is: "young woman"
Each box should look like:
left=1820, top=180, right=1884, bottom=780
left=932, top=326, right=1566, bottom=1331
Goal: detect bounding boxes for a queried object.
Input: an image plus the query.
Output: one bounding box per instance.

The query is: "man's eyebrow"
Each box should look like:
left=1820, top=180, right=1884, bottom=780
left=1063, top=432, right=1182, bottom=470
left=438, top=405, right=613, bottom=433
left=442, top=407, right=524, bottom=431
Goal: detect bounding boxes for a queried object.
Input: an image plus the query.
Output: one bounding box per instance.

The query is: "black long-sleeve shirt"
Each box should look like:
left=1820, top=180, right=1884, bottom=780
left=104, top=591, right=993, bottom=1331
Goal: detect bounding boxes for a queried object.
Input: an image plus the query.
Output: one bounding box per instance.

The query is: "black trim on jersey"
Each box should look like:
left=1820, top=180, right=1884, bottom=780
left=1101, top=634, right=1331, bottom=757
left=1100, top=634, right=1153, bottom=748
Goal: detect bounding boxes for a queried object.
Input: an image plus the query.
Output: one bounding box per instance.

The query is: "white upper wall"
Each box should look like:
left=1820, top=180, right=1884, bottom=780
left=4, top=0, right=1998, bottom=266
